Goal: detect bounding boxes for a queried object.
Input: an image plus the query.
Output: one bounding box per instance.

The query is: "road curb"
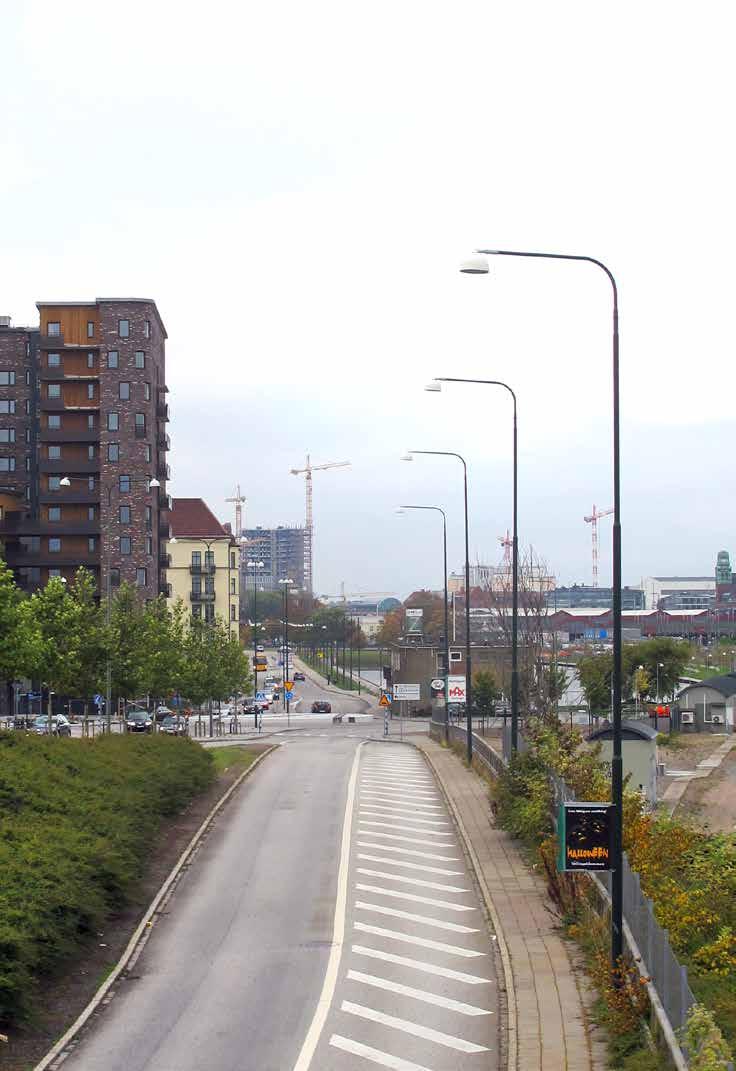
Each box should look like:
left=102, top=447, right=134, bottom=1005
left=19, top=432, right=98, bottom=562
left=412, top=742, right=517, bottom=1071
left=33, top=744, right=278, bottom=1071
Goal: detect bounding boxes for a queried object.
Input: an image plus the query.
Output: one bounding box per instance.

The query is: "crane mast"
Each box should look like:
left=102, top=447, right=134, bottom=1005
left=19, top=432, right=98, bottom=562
left=584, top=503, right=614, bottom=587
left=290, top=455, right=350, bottom=593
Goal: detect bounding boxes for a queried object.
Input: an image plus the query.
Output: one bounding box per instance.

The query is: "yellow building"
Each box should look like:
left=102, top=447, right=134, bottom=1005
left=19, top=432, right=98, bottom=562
left=167, top=498, right=239, bottom=636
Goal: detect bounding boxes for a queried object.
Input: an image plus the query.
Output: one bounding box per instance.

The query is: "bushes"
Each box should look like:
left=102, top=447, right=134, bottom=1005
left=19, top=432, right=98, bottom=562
left=0, top=731, right=214, bottom=1027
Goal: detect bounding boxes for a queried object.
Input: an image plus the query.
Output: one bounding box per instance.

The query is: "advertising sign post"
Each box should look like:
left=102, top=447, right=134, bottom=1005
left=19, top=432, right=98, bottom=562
left=557, top=802, right=615, bottom=872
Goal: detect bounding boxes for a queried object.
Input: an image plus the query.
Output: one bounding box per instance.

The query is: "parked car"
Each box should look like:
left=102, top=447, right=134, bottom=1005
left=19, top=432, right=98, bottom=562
left=31, top=714, right=72, bottom=737
left=159, top=715, right=188, bottom=736
left=311, top=701, right=332, bottom=714
left=294, top=671, right=306, bottom=682
left=125, top=710, right=153, bottom=733
left=155, top=706, right=175, bottom=723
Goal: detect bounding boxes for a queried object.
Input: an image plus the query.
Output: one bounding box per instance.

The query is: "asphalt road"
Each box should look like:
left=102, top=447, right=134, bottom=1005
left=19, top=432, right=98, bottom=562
left=57, top=666, right=488, bottom=1071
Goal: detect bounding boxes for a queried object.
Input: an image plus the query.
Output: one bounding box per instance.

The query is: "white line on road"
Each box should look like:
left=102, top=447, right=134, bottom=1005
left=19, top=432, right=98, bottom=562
left=359, top=821, right=453, bottom=837
left=360, top=794, right=444, bottom=811
left=329, top=1033, right=432, bottom=1071
left=357, top=830, right=453, bottom=848
left=347, top=970, right=493, bottom=1016
left=361, top=775, right=436, bottom=787
left=290, top=743, right=363, bottom=1071
left=353, top=922, right=486, bottom=958
left=357, top=854, right=462, bottom=876
left=341, top=1001, right=489, bottom=1054
left=359, top=808, right=449, bottom=826
left=352, top=945, right=491, bottom=984
left=356, top=883, right=474, bottom=912
left=357, top=841, right=459, bottom=862
left=356, top=868, right=467, bottom=893
left=355, top=901, right=479, bottom=933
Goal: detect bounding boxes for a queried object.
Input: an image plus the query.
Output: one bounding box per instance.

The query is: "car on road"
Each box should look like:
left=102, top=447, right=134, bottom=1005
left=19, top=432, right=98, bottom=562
left=125, top=710, right=153, bottom=733
left=242, top=700, right=262, bottom=715
left=31, top=714, right=72, bottom=737
left=293, top=671, right=306, bottom=682
left=159, top=715, right=188, bottom=736
left=256, top=644, right=265, bottom=653
left=154, top=705, right=175, bottom=723
left=311, top=701, right=332, bottom=713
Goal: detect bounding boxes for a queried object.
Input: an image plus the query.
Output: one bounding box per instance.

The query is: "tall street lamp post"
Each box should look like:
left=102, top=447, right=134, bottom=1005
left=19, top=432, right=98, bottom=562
left=403, top=450, right=472, bottom=762
left=398, top=504, right=450, bottom=743
left=246, top=558, right=265, bottom=694
left=460, top=246, right=624, bottom=975
left=279, top=578, right=294, bottom=723
left=428, top=377, right=519, bottom=754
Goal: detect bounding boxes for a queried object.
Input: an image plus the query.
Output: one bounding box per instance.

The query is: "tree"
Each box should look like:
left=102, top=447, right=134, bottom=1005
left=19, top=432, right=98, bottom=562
left=141, top=596, right=186, bottom=704
left=376, top=609, right=401, bottom=645
left=578, top=651, right=613, bottom=714
left=66, top=568, right=106, bottom=710
left=107, top=583, right=149, bottom=704
left=23, top=575, right=98, bottom=701
left=473, top=669, right=500, bottom=718
left=0, top=558, right=42, bottom=712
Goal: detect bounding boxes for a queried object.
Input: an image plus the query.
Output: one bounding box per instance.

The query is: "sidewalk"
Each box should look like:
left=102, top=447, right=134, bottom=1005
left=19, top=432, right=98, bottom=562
left=415, top=736, right=608, bottom=1071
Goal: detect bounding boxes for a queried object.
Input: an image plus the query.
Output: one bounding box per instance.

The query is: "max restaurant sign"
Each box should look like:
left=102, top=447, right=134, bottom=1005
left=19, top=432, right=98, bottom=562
left=557, top=801, right=615, bottom=873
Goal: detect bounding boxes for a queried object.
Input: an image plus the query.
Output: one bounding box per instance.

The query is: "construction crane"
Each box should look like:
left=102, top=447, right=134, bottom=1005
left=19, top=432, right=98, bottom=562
left=584, top=504, right=614, bottom=587
left=225, top=484, right=246, bottom=538
left=290, top=455, right=350, bottom=594
left=499, top=529, right=513, bottom=566
left=320, top=586, right=395, bottom=603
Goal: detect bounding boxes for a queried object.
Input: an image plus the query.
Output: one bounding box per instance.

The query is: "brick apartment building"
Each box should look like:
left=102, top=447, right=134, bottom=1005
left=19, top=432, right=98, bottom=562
left=0, top=300, right=170, bottom=600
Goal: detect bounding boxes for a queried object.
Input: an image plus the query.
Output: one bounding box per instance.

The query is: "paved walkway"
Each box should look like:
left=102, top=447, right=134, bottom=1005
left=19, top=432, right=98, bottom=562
left=660, top=735, right=736, bottom=813
left=414, top=736, right=608, bottom=1071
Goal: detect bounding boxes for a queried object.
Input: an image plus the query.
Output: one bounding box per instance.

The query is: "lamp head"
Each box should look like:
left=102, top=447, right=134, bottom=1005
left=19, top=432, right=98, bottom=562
left=169, top=536, right=178, bottom=544
left=395, top=508, right=406, bottom=515
left=400, top=454, right=413, bottom=462
left=423, top=381, right=442, bottom=392
left=459, top=254, right=490, bottom=275
left=59, top=476, right=71, bottom=486
left=148, top=477, right=160, bottom=488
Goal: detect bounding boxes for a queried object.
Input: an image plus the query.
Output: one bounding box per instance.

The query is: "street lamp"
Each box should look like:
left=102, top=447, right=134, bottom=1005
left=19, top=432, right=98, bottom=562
left=245, top=558, right=265, bottom=693
left=656, top=661, right=664, bottom=703
left=426, top=376, right=519, bottom=754
left=402, top=450, right=473, bottom=762
left=279, top=578, right=295, bottom=720
left=397, top=504, right=450, bottom=743
left=461, top=245, right=624, bottom=975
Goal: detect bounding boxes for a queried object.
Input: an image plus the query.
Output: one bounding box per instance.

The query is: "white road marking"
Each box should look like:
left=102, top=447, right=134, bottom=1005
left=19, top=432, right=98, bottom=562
left=356, top=883, right=474, bottom=912
left=347, top=970, right=493, bottom=1016
left=356, top=901, right=479, bottom=933
left=357, top=854, right=462, bottom=876
left=358, top=830, right=453, bottom=848
left=352, top=945, right=491, bottom=984
left=359, top=821, right=452, bottom=837
left=361, top=775, right=436, bottom=787
left=359, top=808, right=449, bottom=826
left=356, top=868, right=467, bottom=893
left=357, top=841, right=459, bottom=862
left=360, top=787, right=440, bottom=802
left=361, top=768, right=431, bottom=778
left=353, top=922, right=486, bottom=958
left=290, top=744, right=363, bottom=1071
left=360, top=794, right=444, bottom=812
left=341, top=1001, right=489, bottom=1054
left=329, top=1033, right=432, bottom=1070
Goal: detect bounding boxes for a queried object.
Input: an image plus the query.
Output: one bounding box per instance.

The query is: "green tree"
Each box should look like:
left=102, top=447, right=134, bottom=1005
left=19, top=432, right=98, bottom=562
left=23, top=575, right=91, bottom=699
left=473, top=669, right=500, bottom=718
left=67, top=567, right=106, bottom=709
left=578, top=651, right=613, bottom=714
left=107, top=583, right=149, bottom=703
left=0, top=557, right=41, bottom=689
left=141, top=597, right=186, bottom=703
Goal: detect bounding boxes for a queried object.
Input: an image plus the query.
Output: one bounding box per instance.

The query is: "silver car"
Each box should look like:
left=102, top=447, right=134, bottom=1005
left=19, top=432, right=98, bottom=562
left=31, top=714, right=72, bottom=737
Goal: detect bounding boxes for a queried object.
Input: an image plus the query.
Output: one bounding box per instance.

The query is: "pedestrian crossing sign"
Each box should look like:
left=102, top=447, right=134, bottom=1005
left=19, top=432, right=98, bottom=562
left=379, top=693, right=391, bottom=707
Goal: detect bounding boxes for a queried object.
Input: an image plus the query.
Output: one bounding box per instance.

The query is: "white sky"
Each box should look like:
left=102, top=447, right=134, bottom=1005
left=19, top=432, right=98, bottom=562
left=2, top=0, right=734, bottom=598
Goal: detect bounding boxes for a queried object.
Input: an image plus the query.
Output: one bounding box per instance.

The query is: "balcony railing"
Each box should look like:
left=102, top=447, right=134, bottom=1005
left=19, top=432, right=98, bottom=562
left=39, top=429, right=99, bottom=443
left=39, top=334, right=65, bottom=348
left=40, top=490, right=98, bottom=505
left=190, top=590, right=216, bottom=602
left=134, top=425, right=147, bottom=439
left=40, top=459, right=99, bottom=475
left=158, top=491, right=172, bottom=510
left=157, top=402, right=170, bottom=421
left=159, top=552, right=172, bottom=568
left=190, top=563, right=216, bottom=575
left=159, top=581, right=172, bottom=597
left=159, top=519, right=171, bottom=539
left=157, top=432, right=170, bottom=450
left=156, top=461, right=170, bottom=480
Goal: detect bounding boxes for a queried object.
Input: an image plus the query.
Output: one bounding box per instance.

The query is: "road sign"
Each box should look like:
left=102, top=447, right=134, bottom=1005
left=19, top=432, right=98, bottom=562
left=93, top=693, right=103, bottom=708
left=430, top=678, right=445, bottom=692
left=285, top=690, right=294, bottom=701
left=255, top=691, right=266, bottom=701
left=394, top=683, right=420, bottom=701
left=284, top=681, right=293, bottom=691
left=379, top=694, right=391, bottom=708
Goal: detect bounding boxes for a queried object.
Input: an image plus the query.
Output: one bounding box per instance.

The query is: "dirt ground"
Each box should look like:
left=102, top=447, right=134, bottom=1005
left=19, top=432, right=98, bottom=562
left=0, top=742, right=273, bottom=1071
left=675, top=748, right=736, bottom=832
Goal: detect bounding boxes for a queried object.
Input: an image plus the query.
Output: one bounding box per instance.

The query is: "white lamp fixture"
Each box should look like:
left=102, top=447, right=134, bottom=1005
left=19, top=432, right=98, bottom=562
left=424, top=381, right=442, bottom=392
left=459, top=254, right=490, bottom=275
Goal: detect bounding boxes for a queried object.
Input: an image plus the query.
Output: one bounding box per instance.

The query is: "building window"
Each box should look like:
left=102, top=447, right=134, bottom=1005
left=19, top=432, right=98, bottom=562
left=48, top=569, right=61, bottom=579
left=107, top=350, right=119, bottom=369
left=136, top=567, right=147, bottom=586
left=48, top=383, right=61, bottom=399
left=48, top=444, right=61, bottom=458
left=87, top=383, right=95, bottom=399
left=0, top=458, right=15, bottom=472
left=204, top=605, right=215, bottom=623
left=25, top=485, right=30, bottom=501
left=119, top=504, right=131, bottom=524
left=47, top=322, right=61, bottom=336
left=192, top=604, right=202, bottom=619
left=231, top=551, right=236, bottom=569
left=47, top=353, right=61, bottom=368
left=144, top=382, right=151, bottom=401
left=119, top=382, right=130, bottom=400
left=144, top=320, right=151, bottom=338
left=145, top=445, right=152, bottom=463
left=119, top=474, right=130, bottom=492
left=25, top=370, right=30, bottom=386
left=146, top=536, right=153, bottom=555
left=205, top=550, right=215, bottom=569
left=110, top=567, right=120, bottom=587
left=87, top=352, right=95, bottom=368
left=87, top=414, right=95, bottom=429
left=204, top=576, right=215, bottom=595
left=107, top=443, right=119, bottom=461
left=107, top=412, right=119, bottom=431
left=231, top=604, right=236, bottom=621
left=118, top=319, right=129, bottom=338
left=87, top=321, right=95, bottom=338
left=88, top=506, right=95, bottom=520
left=86, top=537, right=95, bottom=552
left=25, top=428, right=30, bottom=443
left=134, top=351, right=145, bottom=369
left=48, top=414, right=61, bottom=428
left=192, top=574, right=202, bottom=594
left=87, top=445, right=95, bottom=459
left=48, top=506, right=61, bottom=521
left=0, top=400, right=16, bottom=414
left=120, top=536, right=131, bottom=555
left=25, top=456, right=30, bottom=471
left=145, top=504, right=152, bottom=529
left=231, top=577, right=236, bottom=594
left=25, top=399, right=30, bottom=415
left=48, top=476, right=61, bottom=490
left=0, top=429, right=15, bottom=444
left=49, top=537, right=61, bottom=553
left=0, top=371, right=15, bottom=386
left=191, top=550, right=201, bottom=568
left=88, top=476, right=95, bottom=491
left=135, top=412, right=145, bottom=431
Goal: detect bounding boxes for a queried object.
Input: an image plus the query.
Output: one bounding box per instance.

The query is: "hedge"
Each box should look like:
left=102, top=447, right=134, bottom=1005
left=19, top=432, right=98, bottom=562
left=0, top=731, right=214, bottom=1027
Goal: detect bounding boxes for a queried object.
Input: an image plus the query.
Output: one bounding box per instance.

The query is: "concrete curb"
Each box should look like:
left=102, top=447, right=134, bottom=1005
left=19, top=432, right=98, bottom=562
left=34, top=745, right=278, bottom=1071
left=414, top=742, right=517, bottom=1071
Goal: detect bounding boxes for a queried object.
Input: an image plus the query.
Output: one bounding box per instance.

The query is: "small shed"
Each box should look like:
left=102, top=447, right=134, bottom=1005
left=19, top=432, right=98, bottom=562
left=588, top=720, right=659, bottom=806
left=674, top=674, right=736, bottom=733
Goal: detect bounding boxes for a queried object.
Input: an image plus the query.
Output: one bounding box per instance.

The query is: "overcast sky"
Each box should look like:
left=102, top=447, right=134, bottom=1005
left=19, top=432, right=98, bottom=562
left=2, top=1, right=734, bottom=599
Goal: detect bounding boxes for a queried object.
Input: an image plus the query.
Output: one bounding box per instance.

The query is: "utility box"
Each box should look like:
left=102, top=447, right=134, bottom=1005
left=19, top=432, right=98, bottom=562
left=588, top=720, right=659, bottom=807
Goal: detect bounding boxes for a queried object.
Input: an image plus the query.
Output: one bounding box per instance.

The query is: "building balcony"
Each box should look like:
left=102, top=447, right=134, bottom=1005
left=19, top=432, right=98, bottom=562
left=39, top=429, right=99, bottom=444
left=159, top=581, right=172, bottom=597
left=134, top=425, right=147, bottom=440
left=6, top=552, right=99, bottom=569
left=159, top=519, right=171, bottom=539
left=156, top=461, right=171, bottom=480
left=38, top=369, right=99, bottom=381
left=40, top=490, right=98, bottom=505
left=39, top=397, right=66, bottom=411
left=158, top=491, right=172, bottom=510
left=190, top=563, right=216, bottom=575
left=157, top=402, right=169, bottom=421
left=40, top=459, right=99, bottom=475
left=190, top=590, right=216, bottom=603
left=159, top=551, right=171, bottom=568
left=39, top=334, right=65, bottom=348
left=157, top=432, right=170, bottom=450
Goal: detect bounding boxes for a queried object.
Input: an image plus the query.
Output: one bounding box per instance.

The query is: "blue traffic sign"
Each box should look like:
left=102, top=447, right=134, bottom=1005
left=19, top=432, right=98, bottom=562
left=285, top=689, right=294, bottom=701
left=255, top=691, right=266, bottom=701
left=93, top=693, right=103, bottom=707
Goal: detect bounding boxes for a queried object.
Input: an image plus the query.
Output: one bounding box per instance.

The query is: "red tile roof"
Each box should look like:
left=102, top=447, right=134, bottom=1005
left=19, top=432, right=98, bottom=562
left=170, top=498, right=230, bottom=539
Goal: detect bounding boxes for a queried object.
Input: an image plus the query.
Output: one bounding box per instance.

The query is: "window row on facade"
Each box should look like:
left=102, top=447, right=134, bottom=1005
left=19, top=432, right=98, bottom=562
left=45, top=320, right=151, bottom=341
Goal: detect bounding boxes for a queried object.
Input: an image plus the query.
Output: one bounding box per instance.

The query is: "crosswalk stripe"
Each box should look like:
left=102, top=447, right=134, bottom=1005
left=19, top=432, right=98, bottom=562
left=356, top=868, right=467, bottom=893
left=357, top=854, right=462, bottom=876
left=360, top=821, right=453, bottom=837
left=352, top=945, right=491, bottom=984
left=357, top=830, right=452, bottom=848
left=355, top=883, right=474, bottom=912
left=353, top=922, right=485, bottom=958
left=355, top=901, right=479, bottom=933
left=357, top=841, right=458, bottom=862
left=360, top=779, right=438, bottom=792
left=361, top=787, right=440, bottom=802
left=360, top=809, right=448, bottom=827
left=361, top=774, right=435, bottom=786
left=340, top=1001, right=489, bottom=1054
left=329, top=1033, right=432, bottom=1070
left=361, top=769, right=430, bottom=779
left=347, top=970, right=493, bottom=1016
left=360, top=794, right=444, bottom=811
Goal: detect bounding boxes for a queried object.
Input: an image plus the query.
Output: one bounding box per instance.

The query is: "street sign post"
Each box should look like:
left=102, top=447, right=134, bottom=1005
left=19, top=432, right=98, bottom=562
left=394, top=683, right=420, bottom=701
left=285, top=689, right=294, bottom=702
left=284, top=681, right=293, bottom=691
left=378, top=693, right=391, bottom=708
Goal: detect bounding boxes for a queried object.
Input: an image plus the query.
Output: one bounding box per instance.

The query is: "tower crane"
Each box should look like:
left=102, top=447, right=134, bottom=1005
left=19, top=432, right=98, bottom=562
left=290, top=455, right=350, bottom=594
left=499, top=529, right=513, bottom=566
left=584, top=504, right=614, bottom=587
left=225, top=483, right=246, bottom=537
